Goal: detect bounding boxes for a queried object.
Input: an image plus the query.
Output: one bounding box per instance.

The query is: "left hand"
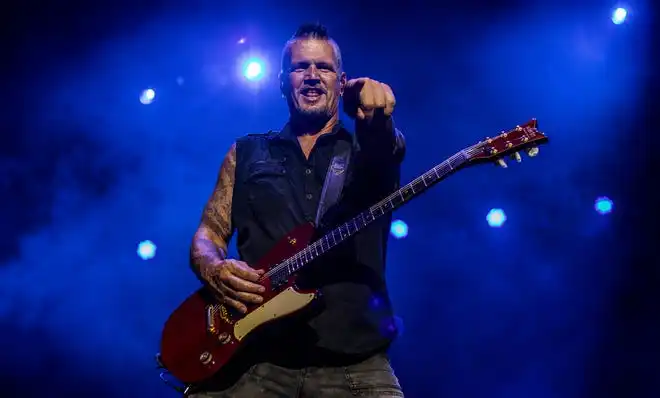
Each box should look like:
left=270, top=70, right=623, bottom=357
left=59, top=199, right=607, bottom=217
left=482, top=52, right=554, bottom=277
left=343, top=78, right=395, bottom=121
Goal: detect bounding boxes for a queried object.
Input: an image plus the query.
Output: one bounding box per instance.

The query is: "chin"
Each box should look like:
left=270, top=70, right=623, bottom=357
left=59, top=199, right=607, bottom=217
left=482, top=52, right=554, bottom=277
left=299, top=107, right=329, bottom=118
left=294, top=109, right=331, bottom=126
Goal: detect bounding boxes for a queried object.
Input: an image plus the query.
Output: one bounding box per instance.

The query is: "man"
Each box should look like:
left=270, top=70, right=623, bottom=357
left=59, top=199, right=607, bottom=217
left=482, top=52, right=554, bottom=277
left=188, top=23, right=406, bottom=397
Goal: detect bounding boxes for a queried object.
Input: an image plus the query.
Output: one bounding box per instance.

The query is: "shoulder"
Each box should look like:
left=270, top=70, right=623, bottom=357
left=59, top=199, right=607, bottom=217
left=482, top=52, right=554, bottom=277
left=236, top=130, right=279, bottom=144
left=233, top=131, right=279, bottom=167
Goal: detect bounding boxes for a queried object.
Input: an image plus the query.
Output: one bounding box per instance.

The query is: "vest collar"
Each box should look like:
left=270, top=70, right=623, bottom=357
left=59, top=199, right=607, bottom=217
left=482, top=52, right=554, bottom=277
left=274, top=120, right=353, bottom=145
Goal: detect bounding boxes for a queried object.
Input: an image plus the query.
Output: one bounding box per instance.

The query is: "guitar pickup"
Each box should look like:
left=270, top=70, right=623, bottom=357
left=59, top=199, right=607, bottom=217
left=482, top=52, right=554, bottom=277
left=205, top=305, right=218, bottom=334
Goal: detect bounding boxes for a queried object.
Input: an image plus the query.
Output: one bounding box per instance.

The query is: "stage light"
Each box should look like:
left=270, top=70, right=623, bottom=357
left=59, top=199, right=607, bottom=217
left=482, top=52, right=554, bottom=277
left=238, top=38, right=246, bottom=44
left=137, top=240, right=157, bottom=260
left=390, top=219, right=408, bottom=239
left=243, top=58, right=265, bottom=81
left=486, top=208, right=507, bottom=228
left=594, top=196, right=613, bottom=215
left=612, top=7, right=627, bottom=24
left=140, top=88, right=155, bottom=105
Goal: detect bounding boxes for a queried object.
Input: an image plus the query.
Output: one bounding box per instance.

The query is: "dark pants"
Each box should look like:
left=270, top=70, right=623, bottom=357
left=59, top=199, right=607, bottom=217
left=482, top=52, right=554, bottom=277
left=187, top=353, right=404, bottom=397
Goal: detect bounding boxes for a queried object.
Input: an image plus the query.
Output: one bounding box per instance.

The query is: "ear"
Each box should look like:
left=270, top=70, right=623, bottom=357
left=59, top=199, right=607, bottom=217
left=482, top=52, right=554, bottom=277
left=339, top=71, right=347, bottom=96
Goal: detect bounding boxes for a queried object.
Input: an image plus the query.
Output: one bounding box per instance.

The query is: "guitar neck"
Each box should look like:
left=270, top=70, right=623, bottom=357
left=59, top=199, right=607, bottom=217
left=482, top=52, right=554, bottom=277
left=281, top=148, right=473, bottom=275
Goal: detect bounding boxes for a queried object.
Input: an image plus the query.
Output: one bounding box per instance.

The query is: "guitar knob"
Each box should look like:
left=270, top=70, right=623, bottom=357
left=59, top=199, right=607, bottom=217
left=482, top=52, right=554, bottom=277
left=199, top=351, right=213, bottom=365
left=218, top=332, right=232, bottom=344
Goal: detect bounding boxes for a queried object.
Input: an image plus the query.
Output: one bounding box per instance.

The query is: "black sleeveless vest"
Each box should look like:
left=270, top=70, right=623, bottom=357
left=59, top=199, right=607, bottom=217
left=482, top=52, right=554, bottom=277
left=231, top=124, right=400, bottom=356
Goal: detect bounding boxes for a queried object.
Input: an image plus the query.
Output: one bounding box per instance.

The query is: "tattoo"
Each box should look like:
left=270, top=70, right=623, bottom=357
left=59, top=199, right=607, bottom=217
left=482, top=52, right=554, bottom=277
left=191, top=235, right=226, bottom=285
left=190, top=143, right=236, bottom=283
left=202, top=143, right=236, bottom=244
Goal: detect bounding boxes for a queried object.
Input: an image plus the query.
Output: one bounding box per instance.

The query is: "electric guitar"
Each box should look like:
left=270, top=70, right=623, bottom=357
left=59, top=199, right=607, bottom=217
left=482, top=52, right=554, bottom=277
left=157, top=119, right=548, bottom=389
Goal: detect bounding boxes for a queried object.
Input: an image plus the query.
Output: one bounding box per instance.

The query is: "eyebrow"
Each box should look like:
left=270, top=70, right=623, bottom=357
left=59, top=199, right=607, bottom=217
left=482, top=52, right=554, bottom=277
left=290, top=60, right=336, bottom=70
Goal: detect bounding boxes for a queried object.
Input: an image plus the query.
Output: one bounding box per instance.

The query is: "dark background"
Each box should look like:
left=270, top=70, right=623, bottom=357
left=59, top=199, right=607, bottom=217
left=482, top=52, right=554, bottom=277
left=1, top=0, right=658, bottom=397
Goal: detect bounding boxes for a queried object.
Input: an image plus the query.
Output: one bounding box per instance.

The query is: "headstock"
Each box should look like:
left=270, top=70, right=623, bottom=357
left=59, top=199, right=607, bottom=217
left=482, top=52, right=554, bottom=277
left=467, top=119, right=548, bottom=166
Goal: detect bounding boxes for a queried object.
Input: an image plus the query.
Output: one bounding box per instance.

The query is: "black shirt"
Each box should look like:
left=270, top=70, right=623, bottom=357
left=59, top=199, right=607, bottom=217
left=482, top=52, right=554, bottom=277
left=230, top=118, right=405, bottom=365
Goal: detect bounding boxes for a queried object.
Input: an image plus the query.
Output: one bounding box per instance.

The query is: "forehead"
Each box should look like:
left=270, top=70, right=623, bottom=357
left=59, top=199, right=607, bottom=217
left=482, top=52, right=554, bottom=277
left=286, top=39, right=338, bottom=66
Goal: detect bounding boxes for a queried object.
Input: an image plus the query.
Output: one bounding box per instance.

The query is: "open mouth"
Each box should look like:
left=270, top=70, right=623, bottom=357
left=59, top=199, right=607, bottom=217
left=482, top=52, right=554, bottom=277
left=301, top=88, right=325, bottom=98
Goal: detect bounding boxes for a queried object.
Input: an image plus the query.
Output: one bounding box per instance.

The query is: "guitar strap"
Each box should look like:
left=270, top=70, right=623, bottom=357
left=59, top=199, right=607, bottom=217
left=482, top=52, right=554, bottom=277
left=315, top=139, right=352, bottom=227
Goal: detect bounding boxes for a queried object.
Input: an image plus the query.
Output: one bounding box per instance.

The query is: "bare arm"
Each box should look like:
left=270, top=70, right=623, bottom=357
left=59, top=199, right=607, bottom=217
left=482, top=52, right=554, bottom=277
left=190, top=143, right=236, bottom=283
left=190, top=143, right=265, bottom=312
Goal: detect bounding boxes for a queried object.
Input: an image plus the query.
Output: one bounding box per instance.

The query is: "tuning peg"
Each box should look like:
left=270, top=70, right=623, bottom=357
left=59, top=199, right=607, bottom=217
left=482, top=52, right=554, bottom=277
left=511, top=152, right=522, bottom=163
left=526, top=146, right=539, bottom=157
left=497, top=158, right=508, bottom=168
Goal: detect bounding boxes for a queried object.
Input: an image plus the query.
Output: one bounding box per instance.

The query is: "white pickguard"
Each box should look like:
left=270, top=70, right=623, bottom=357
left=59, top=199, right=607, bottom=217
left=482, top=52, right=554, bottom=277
left=233, top=287, right=316, bottom=341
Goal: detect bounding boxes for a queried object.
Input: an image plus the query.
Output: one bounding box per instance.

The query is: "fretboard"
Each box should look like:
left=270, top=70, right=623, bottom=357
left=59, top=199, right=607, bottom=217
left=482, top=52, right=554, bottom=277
left=267, top=148, right=473, bottom=282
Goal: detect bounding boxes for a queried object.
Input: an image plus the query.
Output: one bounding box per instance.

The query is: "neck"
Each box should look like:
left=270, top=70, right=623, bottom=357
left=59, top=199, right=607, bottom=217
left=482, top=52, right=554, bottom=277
left=289, top=113, right=339, bottom=138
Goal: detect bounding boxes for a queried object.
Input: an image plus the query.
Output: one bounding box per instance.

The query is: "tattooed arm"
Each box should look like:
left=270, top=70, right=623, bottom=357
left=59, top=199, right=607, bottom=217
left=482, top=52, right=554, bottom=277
left=190, top=143, right=265, bottom=313
left=190, top=143, right=236, bottom=281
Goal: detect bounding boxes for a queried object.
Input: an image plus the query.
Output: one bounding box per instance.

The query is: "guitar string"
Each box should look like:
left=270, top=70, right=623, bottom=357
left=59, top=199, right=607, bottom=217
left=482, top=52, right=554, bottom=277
left=259, top=133, right=539, bottom=282
left=258, top=146, right=477, bottom=282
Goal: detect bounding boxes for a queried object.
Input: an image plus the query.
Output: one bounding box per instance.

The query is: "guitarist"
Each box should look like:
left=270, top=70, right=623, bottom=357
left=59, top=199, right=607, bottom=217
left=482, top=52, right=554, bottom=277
left=188, top=23, right=406, bottom=397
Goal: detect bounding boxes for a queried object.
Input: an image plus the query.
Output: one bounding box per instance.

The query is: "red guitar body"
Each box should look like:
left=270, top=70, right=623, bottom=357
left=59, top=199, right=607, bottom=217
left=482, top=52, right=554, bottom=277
left=159, top=222, right=318, bottom=385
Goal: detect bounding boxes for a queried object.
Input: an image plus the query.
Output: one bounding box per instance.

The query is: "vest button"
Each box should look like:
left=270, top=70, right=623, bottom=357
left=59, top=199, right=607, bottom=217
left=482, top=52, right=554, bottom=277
left=305, top=193, right=313, bottom=200
left=305, top=168, right=312, bottom=175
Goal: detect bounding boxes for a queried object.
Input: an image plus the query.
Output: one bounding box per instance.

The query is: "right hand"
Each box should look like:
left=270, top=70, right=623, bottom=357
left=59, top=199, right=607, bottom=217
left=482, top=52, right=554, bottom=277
left=206, top=259, right=265, bottom=313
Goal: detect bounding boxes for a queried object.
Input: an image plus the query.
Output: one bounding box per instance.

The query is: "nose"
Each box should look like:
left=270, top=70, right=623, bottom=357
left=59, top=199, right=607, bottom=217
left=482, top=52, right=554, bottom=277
left=303, top=64, right=321, bottom=83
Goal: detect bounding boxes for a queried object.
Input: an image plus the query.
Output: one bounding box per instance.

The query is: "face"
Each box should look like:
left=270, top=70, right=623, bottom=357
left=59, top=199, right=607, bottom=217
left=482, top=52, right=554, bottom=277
left=281, top=39, right=346, bottom=123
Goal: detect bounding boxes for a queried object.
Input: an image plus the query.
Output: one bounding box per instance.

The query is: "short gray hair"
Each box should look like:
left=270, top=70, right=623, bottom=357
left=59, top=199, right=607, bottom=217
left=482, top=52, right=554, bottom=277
left=280, top=23, right=343, bottom=73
